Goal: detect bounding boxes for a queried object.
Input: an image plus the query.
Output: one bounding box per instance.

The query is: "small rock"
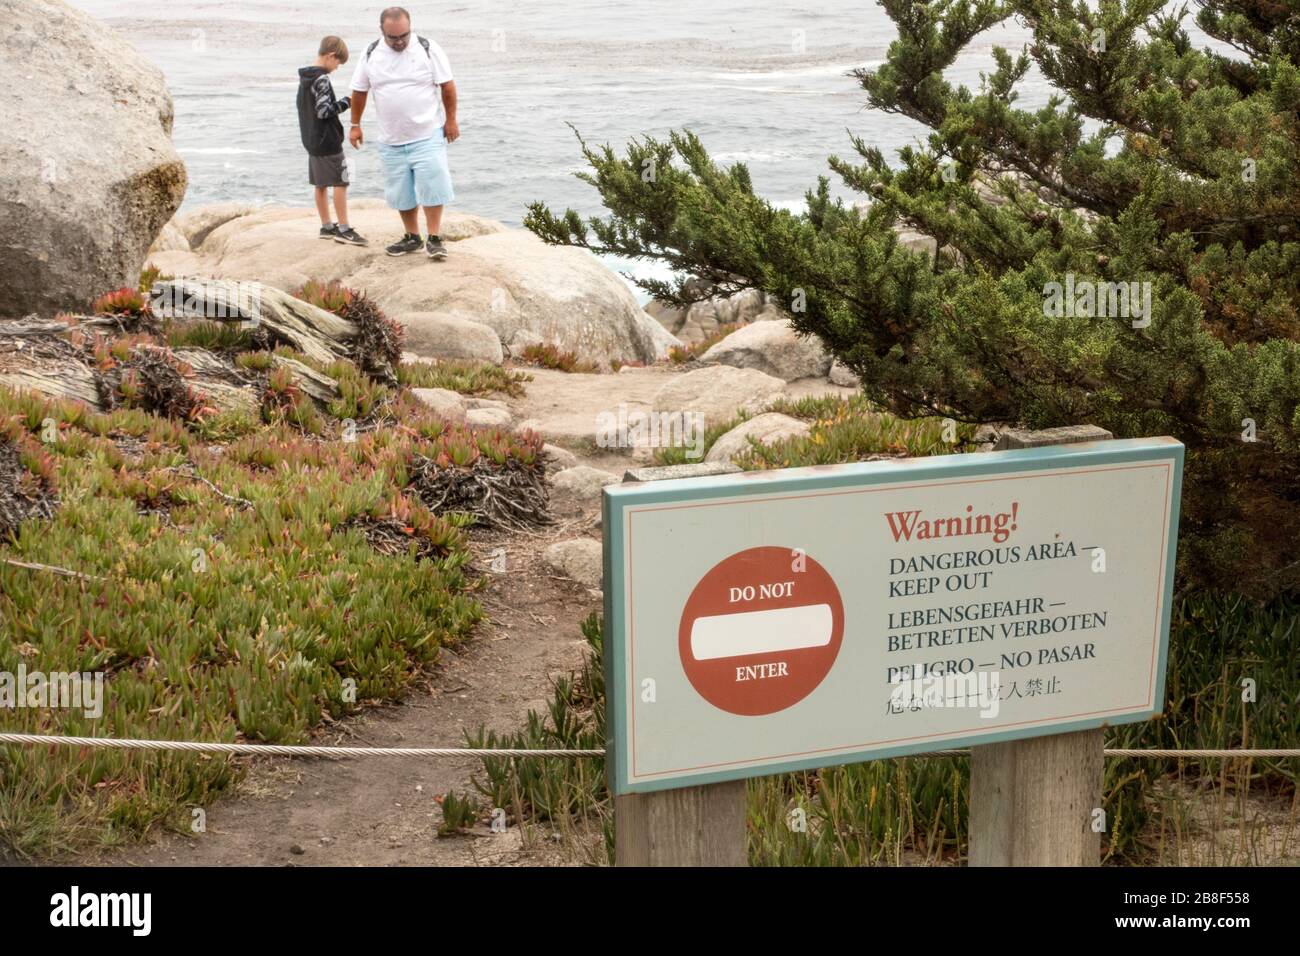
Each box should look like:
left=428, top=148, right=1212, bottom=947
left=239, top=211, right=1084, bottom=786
left=464, top=396, right=508, bottom=412
left=541, top=443, right=578, bottom=470
left=542, top=539, right=603, bottom=588
left=290, top=844, right=305, bottom=855
left=411, top=387, right=468, bottom=423
left=973, top=424, right=1004, bottom=451
left=828, top=359, right=861, bottom=388
left=700, top=320, right=832, bottom=381
left=551, top=466, right=620, bottom=500
left=651, top=365, right=786, bottom=428
left=705, top=413, right=811, bottom=464
left=506, top=329, right=544, bottom=359
left=401, top=311, right=505, bottom=365
left=466, top=406, right=513, bottom=429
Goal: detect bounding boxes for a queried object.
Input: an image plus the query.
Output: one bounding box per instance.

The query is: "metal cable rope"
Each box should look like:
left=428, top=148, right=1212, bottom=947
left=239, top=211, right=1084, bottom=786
left=0, top=733, right=1295, bottom=760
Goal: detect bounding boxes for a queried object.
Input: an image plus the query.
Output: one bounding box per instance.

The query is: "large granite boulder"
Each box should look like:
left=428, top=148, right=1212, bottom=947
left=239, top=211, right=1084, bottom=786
left=1, top=0, right=187, bottom=317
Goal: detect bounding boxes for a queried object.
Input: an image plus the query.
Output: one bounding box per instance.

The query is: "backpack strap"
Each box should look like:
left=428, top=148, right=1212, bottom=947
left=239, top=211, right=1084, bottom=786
left=367, top=36, right=430, bottom=59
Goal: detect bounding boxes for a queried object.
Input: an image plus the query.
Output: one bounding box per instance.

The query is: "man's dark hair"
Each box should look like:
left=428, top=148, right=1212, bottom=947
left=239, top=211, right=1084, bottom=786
left=380, top=6, right=410, bottom=25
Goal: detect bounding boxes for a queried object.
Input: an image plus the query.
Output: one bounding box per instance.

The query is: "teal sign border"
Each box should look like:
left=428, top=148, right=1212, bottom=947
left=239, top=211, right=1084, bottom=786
left=602, top=436, right=1184, bottom=795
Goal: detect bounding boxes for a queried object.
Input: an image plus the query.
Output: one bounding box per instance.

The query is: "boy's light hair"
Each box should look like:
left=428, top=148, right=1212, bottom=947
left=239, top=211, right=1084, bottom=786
left=319, top=36, right=349, bottom=63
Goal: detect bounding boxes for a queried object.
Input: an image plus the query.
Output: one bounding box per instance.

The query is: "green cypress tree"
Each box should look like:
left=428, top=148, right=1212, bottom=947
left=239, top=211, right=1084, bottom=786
left=526, top=1, right=1300, bottom=599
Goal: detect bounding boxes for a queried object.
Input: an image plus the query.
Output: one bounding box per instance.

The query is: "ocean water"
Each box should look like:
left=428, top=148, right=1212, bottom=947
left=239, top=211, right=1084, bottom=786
left=67, top=1, right=1046, bottom=222
left=63, top=2, right=1224, bottom=293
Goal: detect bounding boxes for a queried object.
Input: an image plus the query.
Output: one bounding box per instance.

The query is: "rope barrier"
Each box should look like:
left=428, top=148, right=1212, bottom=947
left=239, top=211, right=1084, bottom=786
left=0, top=733, right=601, bottom=758
left=0, top=733, right=1295, bottom=760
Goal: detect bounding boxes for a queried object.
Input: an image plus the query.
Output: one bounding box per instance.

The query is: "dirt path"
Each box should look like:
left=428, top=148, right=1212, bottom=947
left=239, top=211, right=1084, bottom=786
left=91, top=523, right=602, bottom=868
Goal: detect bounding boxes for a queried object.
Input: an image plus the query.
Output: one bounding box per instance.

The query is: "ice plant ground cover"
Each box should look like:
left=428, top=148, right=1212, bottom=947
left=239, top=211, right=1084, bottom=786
left=0, top=278, right=543, bottom=858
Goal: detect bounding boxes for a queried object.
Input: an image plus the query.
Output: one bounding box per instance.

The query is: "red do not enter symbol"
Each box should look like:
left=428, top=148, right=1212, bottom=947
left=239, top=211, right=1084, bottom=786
left=678, top=546, right=845, bottom=717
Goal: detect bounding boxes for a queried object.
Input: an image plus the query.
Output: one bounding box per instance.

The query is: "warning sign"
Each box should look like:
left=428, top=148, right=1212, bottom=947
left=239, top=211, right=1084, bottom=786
left=603, top=436, right=1184, bottom=795
left=678, top=546, right=844, bottom=716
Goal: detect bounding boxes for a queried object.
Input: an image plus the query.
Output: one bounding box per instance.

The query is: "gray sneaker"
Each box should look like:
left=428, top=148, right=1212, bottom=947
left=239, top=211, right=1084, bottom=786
left=334, top=225, right=369, bottom=246
left=319, top=223, right=340, bottom=240
left=426, top=234, right=448, bottom=260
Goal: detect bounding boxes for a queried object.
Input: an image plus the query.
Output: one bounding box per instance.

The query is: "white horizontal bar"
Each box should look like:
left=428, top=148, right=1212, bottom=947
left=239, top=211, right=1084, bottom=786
left=689, top=604, right=833, bottom=661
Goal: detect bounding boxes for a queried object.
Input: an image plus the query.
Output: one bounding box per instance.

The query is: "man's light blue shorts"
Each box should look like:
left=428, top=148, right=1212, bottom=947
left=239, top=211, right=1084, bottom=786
left=378, top=131, right=454, bottom=211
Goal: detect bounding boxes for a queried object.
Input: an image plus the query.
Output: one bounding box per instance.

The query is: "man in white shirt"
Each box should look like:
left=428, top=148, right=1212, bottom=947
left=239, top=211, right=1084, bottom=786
left=348, top=7, right=459, bottom=260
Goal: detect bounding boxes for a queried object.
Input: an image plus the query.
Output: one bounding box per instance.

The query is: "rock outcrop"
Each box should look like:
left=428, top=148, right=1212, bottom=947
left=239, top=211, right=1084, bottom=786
left=2, top=0, right=187, bottom=317
left=169, top=201, right=680, bottom=366
left=647, top=282, right=789, bottom=346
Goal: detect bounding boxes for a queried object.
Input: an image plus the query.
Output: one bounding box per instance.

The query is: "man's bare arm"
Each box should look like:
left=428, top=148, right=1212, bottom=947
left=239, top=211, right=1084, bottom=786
left=441, top=81, right=458, bottom=142
left=348, top=90, right=368, bottom=148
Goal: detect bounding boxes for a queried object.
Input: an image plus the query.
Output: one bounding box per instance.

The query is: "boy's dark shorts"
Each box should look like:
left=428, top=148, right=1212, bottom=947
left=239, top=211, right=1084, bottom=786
left=308, top=151, right=350, bottom=188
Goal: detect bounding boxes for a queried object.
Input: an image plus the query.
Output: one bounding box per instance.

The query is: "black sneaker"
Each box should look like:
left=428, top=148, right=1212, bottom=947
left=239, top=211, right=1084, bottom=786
left=386, top=233, right=422, bottom=256
left=319, top=223, right=340, bottom=240
left=334, top=226, right=369, bottom=246
left=426, top=234, right=448, bottom=260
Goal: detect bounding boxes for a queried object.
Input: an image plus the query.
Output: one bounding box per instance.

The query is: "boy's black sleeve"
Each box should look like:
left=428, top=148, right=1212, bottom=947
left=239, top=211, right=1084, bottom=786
left=311, top=75, right=350, bottom=119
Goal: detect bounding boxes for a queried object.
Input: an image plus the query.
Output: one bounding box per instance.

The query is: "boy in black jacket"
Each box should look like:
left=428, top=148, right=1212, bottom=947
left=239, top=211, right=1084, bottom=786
left=297, top=37, right=367, bottom=245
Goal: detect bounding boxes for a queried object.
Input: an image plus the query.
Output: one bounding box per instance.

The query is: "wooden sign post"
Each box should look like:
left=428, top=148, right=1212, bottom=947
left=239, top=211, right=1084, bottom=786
left=603, top=431, right=1182, bottom=867
left=968, top=425, right=1112, bottom=866
left=611, top=463, right=748, bottom=867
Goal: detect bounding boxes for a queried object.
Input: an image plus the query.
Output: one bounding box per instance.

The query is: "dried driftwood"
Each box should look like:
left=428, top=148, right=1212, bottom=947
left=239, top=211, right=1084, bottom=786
left=151, top=279, right=360, bottom=368
left=0, top=277, right=360, bottom=416
left=0, top=362, right=101, bottom=407
left=408, top=455, right=551, bottom=531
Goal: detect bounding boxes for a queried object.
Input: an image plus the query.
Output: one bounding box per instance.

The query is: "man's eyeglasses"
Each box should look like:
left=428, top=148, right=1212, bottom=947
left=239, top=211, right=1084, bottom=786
left=384, top=31, right=410, bottom=44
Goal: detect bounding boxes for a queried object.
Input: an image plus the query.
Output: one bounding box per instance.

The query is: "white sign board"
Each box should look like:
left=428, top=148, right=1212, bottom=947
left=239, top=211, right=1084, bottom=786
left=602, top=437, right=1183, bottom=794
